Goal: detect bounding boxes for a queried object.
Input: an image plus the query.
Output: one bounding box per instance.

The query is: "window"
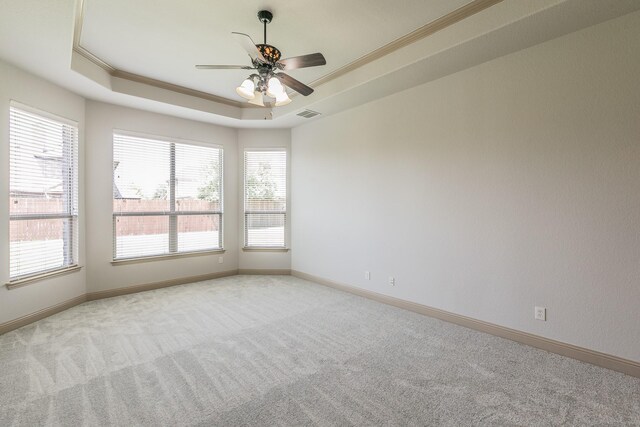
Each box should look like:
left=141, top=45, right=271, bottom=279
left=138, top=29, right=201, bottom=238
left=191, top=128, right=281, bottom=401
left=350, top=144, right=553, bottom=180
left=244, top=150, right=287, bottom=248
left=113, top=132, right=223, bottom=260
left=9, top=104, right=79, bottom=280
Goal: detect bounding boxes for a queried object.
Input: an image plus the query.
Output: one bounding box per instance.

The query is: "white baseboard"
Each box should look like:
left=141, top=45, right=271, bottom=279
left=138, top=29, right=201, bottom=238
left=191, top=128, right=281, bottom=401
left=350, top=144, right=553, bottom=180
left=3, top=268, right=638, bottom=379
left=0, top=269, right=238, bottom=335
left=86, top=269, right=239, bottom=300
left=238, top=269, right=291, bottom=275
left=0, top=294, right=88, bottom=335
left=291, top=270, right=640, bottom=378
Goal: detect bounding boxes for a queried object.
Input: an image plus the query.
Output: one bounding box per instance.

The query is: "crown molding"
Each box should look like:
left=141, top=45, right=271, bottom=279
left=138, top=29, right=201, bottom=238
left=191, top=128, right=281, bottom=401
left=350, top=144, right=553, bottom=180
left=111, top=69, right=243, bottom=107
left=72, top=0, right=244, bottom=108
left=72, top=0, right=503, bottom=112
left=72, top=46, right=114, bottom=73
left=298, top=0, right=504, bottom=96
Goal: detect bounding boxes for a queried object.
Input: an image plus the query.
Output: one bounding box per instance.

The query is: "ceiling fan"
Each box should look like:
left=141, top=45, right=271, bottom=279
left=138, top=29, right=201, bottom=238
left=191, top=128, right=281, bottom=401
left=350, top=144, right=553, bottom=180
left=196, top=10, right=326, bottom=107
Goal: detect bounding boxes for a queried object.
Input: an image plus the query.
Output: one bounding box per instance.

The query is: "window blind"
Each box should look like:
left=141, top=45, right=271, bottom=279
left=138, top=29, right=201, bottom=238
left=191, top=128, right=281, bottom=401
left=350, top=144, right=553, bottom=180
left=113, top=133, right=223, bottom=260
left=244, top=150, right=286, bottom=247
left=9, top=105, right=78, bottom=280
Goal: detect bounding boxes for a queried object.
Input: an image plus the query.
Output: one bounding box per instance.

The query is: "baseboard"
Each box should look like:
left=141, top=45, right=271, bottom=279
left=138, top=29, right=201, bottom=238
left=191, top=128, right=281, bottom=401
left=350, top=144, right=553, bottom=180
left=86, top=269, right=239, bottom=301
left=0, top=294, right=87, bottom=335
left=4, top=269, right=638, bottom=379
left=238, top=269, right=291, bottom=275
left=0, top=269, right=239, bottom=335
left=291, top=270, right=640, bottom=378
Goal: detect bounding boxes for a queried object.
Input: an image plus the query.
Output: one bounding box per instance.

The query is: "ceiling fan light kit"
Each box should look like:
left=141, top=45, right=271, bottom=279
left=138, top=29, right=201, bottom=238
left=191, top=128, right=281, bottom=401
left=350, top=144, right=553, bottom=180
left=274, top=91, right=292, bottom=107
left=235, top=78, right=256, bottom=100
left=247, top=90, right=265, bottom=107
left=266, top=77, right=282, bottom=98
left=196, top=10, right=326, bottom=108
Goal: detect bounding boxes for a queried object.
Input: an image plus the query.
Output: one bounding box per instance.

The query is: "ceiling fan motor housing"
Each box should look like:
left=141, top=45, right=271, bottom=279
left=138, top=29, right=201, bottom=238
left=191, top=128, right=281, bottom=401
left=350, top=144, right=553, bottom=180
left=195, top=9, right=323, bottom=100
left=256, top=44, right=281, bottom=64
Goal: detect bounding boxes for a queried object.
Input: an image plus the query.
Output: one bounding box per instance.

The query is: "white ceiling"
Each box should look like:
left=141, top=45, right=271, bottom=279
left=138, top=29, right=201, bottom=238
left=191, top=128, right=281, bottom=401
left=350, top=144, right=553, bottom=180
left=80, top=0, right=470, bottom=102
left=1, top=0, right=639, bottom=128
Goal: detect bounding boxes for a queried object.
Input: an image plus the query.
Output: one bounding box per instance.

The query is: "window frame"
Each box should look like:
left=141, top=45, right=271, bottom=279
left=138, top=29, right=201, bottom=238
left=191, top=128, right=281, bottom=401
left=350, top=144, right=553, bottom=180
left=8, top=101, right=80, bottom=284
left=243, top=147, right=288, bottom=250
left=112, top=130, right=224, bottom=262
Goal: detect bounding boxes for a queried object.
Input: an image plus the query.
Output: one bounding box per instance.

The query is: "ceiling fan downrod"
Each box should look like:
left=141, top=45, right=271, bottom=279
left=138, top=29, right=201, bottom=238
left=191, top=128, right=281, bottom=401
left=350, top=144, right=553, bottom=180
left=257, top=10, right=273, bottom=45
left=194, top=8, right=325, bottom=103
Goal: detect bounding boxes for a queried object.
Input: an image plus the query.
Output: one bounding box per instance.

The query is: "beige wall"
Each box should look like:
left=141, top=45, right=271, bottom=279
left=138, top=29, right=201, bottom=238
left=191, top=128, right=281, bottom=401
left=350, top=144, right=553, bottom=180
left=0, top=64, right=292, bottom=325
left=291, top=12, right=640, bottom=362
left=2, top=9, right=639, bottom=365
left=237, top=129, right=292, bottom=271
left=0, top=61, right=86, bottom=324
left=85, top=101, right=239, bottom=292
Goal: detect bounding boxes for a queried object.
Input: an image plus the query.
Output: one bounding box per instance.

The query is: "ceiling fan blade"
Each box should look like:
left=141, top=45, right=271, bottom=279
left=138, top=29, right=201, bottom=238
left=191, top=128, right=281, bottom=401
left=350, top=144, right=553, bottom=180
left=275, top=73, right=314, bottom=96
left=277, top=53, right=326, bottom=71
left=195, top=65, right=255, bottom=70
left=232, top=32, right=266, bottom=64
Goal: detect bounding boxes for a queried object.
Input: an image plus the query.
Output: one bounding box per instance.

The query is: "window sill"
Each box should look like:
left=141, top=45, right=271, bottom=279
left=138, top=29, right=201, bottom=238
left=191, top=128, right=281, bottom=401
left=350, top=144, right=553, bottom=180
left=111, top=249, right=226, bottom=266
left=242, top=247, right=290, bottom=252
left=6, top=265, right=82, bottom=290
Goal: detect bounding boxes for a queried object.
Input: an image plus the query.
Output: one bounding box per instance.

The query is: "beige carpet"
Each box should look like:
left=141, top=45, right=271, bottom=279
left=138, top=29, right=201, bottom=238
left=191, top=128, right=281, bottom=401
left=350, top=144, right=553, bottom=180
left=1, top=275, right=639, bottom=425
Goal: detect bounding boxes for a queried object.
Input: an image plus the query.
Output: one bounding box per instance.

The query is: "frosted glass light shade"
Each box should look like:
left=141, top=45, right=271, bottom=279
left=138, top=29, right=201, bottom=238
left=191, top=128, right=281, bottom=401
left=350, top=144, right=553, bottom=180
left=274, top=91, right=291, bottom=106
left=247, top=90, right=265, bottom=106
left=267, top=77, right=284, bottom=98
left=236, top=79, right=255, bottom=100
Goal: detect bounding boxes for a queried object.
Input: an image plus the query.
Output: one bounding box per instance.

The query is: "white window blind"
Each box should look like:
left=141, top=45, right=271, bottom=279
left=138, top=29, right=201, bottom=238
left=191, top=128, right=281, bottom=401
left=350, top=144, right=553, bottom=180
left=113, top=133, right=223, bottom=260
left=9, top=104, right=79, bottom=280
left=244, top=150, right=286, bottom=248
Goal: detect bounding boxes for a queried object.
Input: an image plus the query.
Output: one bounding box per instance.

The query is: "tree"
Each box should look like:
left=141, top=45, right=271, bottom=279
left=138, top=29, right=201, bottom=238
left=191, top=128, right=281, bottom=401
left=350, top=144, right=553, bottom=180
left=246, top=162, right=277, bottom=200
left=153, top=182, right=168, bottom=200
left=197, top=159, right=221, bottom=202
left=132, top=184, right=144, bottom=199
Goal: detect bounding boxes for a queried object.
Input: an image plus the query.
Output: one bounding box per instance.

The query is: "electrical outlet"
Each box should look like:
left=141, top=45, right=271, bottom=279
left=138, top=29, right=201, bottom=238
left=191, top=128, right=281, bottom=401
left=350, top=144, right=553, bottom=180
left=389, top=277, right=395, bottom=286
left=535, top=306, right=546, bottom=321
left=365, top=271, right=370, bottom=280
left=218, top=256, right=224, bottom=264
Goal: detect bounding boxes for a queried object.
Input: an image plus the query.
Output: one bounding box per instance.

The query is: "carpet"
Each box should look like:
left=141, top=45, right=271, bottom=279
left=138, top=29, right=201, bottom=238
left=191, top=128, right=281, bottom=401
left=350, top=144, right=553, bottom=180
left=0, top=275, right=638, bottom=425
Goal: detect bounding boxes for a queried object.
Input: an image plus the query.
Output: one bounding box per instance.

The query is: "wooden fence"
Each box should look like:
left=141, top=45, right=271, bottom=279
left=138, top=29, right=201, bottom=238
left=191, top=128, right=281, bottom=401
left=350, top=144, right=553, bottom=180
left=10, top=198, right=285, bottom=240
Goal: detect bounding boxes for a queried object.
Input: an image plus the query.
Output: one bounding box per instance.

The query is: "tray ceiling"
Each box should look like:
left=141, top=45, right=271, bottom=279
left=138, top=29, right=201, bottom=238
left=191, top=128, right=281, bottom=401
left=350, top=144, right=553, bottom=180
left=78, top=0, right=471, bottom=102
left=2, top=0, right=639, bottom=127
